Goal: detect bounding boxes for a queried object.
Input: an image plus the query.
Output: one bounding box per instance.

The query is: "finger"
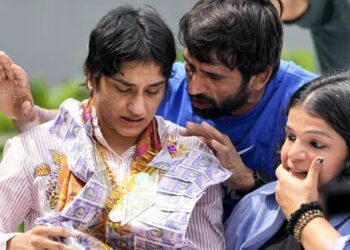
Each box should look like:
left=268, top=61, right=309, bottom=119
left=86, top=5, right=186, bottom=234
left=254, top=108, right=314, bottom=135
left=0, top=65, right=5, bottom=81
left=201, top=121, right=231, bottom=145
left=199, top=136, right=217, bottom=154
left=306, top=156, right=323, bottom=186
left=35, top=226, right=70, bottom=238
left=12, top=64, right=29, bottom=88
left=0, top=58, right=7, bottom=82
left=184, top=121, right=210, bottom=138
left=0, top=51, right=15, bottom=81
left=275, top=164, right=288, bottom=179
left=210, top=139, right=227, bottom=159
left=31, top=237, right=70, bottom=250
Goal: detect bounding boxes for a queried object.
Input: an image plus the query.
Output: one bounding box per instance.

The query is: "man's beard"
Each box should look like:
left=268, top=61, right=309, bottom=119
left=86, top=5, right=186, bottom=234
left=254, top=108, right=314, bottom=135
left=190, top=83, right=250, bottom=119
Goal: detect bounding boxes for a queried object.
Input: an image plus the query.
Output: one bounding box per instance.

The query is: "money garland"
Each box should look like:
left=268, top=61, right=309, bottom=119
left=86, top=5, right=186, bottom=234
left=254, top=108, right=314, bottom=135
left=81, top=97, right=162, bottom=239
left=36, top=99, right=232, bottom=249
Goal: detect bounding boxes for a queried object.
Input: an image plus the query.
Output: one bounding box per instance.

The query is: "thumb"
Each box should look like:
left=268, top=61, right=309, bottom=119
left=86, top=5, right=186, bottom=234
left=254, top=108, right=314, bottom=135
left=306, top=156, right=323, bottom=186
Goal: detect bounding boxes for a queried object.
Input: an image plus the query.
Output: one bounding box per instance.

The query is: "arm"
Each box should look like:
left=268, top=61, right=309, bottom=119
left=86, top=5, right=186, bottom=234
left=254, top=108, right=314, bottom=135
left=275, top=158, right=341, bottom=250
left=275, top=0, right=309, bottom=22
left=0, top=51, right=57, bottom=133
left=12, top=105, right=58, bottom=133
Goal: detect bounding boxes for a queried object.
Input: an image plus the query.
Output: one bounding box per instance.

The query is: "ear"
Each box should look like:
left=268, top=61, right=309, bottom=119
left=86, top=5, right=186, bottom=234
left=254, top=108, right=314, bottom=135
left=87, top=73, right=96, bottom=91
left=250, top=67, right=273, bottom=91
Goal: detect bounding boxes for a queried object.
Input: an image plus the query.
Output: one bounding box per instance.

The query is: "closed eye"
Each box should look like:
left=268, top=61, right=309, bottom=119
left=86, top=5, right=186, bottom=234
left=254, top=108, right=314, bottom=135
left=146, top=88, right=160, bottom=95
left=310, top=141, right=326, bottom=149
left=206, top=72, right=222, bottom=81
left=116, top=86, right=132, bottom=93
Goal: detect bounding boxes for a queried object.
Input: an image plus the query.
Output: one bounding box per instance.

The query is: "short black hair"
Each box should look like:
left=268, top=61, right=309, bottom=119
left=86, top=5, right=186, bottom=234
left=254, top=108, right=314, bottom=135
left=179, top=0, right=283, bottom=82
left=84, top=6, right=176, bottom=86
left=288, top=71, right=350, bottom=179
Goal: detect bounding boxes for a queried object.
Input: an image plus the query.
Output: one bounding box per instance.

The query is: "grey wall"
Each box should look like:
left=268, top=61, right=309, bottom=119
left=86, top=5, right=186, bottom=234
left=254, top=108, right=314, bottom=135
left=0, top=0, right=313, bottom=84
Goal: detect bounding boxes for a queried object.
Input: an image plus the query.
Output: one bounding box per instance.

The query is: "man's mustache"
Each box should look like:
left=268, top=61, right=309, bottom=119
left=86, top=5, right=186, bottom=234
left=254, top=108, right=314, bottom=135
left=189, top=94, right=216, bottom=107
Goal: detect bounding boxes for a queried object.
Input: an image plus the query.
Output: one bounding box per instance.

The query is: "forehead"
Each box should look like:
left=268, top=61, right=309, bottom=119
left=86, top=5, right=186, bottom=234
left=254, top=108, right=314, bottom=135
left=287, top=106, right=336, bottom=134
left=113, top=61, right=165, bottom=84
left=185, top=50, right=231, bottom=71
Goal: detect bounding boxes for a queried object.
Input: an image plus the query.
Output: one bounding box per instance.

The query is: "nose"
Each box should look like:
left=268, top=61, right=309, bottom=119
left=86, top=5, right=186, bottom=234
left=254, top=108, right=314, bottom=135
left=187, top=72, right=206, bottom=96
left=288, top=141, right=307, bottom=163
left=127, top=94, right=146, bottom=116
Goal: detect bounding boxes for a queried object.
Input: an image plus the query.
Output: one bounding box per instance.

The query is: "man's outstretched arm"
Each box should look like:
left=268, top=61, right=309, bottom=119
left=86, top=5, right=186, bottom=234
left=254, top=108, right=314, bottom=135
left=0, top=51, right=57, bottom=132
left=272, top=0, right=309, bottom=22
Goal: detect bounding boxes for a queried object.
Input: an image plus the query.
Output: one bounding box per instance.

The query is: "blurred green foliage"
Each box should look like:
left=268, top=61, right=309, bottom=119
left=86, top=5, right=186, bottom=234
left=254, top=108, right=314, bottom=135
left=0, top=78, right=89, bottom=157
left=0, top=78, right=89, bottom=134
left=281, top=49, right=316, bottom=73
left=31, top=77, right=89, bottom=109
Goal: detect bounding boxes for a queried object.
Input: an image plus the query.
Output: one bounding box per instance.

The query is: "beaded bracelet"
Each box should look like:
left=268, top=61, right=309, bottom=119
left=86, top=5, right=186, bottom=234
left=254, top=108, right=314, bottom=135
left=293, top=209, right=324, bottom=241
left=286, top=201, right=323, bottom=236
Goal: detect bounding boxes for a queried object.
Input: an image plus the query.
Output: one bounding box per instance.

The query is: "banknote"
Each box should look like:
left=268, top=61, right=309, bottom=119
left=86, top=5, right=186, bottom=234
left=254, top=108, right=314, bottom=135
left=81, top=178, right=107, bottom=205
left=132, top=220, right=183, bottom=246
left=138, top=207, right=190, bottom=232
left=180, top=150, right=202, bottom=167
left=134, top=235, right=178, bottom=250
left=167, top=165, right=213, bottom=190
left=106, top=226, right=134, bottom=249
left=180, top=151, right=232, bottom=183
left=148, top=149, right=178, bottom=170
left=158, top=176, right=203, bottom=198
left=64, top=197, right=104, bottom=226
left=154, top=193, right=200, bottom=213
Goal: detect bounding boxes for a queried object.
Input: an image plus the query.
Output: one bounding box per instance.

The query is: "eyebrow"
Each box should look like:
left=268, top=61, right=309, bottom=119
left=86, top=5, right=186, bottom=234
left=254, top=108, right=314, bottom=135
left=110, top=77, right=165, bottom=87
left=285, top=125, right=334, bottom=140
left=183, top=52, right=221, bottom=67
left=183, top=53, right=225, bottom=80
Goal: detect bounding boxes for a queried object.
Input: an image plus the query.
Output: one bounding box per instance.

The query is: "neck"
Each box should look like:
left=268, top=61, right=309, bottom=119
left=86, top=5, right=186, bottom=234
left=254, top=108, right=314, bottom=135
left=230, top=87, right=266, bottom=115
left=98, top=121, right=138, bottom=155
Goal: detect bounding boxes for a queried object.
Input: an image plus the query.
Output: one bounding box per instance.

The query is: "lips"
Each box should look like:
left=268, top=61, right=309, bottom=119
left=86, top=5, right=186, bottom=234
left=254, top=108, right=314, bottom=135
left=289, top=169, right=308, bottom=179
left=120, top=117, right=144, bottom=127
left=191, top=97, right=212, bottom=109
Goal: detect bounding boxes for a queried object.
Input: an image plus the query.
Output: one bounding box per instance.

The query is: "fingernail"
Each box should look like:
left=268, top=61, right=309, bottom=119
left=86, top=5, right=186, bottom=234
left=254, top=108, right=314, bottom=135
left=316, top=157, right=324, bottom=165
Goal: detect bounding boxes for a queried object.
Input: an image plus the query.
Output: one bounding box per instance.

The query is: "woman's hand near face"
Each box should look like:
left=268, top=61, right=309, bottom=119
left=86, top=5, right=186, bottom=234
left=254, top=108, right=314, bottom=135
left=7, top=225, right=75, bottom=250
left=275, top=157, right=322, bottom=219
left=276, top=158, right=342, bottom=250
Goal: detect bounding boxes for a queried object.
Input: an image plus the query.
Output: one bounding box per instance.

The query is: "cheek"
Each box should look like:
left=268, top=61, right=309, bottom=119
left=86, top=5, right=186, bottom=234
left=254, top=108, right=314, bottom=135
left=280, top=142, right=289, bottom=164
left=319, top=158, right=346, bottom=185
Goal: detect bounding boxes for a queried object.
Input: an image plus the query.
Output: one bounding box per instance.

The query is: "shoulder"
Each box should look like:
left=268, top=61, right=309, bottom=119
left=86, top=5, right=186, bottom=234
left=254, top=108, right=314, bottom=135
left=268, top=61, right=317, bottom=101
left=275, top=60, right=318, bottom=85
left=6, top=120, right=56, bottom=152
left=236, top=182, right=277, bottom=212
left=225, top=182, right=277, bottom=229
left=224, top=182, right=281, bottom=249
left=167, top=62, right=187, bottom=91
left=170, top=62, right=186, bottom=80
left=155, top=116, right=212, bottom=154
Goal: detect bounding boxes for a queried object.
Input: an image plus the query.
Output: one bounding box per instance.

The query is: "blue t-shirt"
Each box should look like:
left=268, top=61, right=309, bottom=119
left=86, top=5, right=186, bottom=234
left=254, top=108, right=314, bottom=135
left=157, top=61, right=317, bottom=218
